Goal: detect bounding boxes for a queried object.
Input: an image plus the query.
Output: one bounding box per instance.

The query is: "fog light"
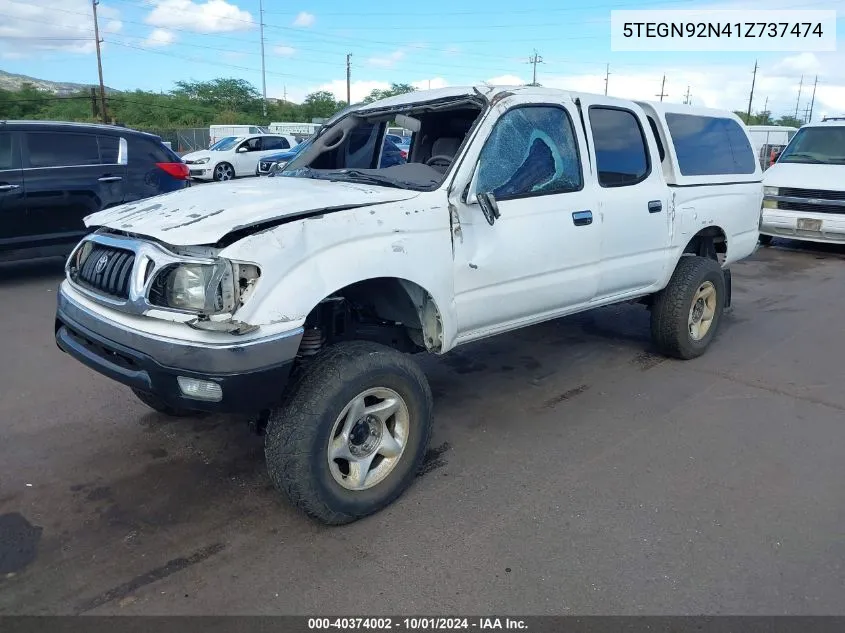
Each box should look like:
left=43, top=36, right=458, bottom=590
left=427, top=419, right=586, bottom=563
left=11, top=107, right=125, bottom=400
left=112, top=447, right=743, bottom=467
left=177, top=376, right=223, bottom=402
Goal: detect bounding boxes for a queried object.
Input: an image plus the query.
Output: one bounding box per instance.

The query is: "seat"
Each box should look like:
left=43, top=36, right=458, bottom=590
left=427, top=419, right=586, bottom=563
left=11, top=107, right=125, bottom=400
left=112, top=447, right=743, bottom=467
left=430, top=137, right=460, bottom=161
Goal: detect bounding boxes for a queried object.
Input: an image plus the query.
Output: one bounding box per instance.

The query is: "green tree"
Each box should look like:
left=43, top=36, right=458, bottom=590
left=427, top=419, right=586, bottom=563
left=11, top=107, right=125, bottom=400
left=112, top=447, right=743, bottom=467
left=776, top=115, right=803, bottom=128
left=172, top=78, right=261, bottom=114
left=362, top=82, right=416, bottom=104
left=302, top=90, right=343, bottom=120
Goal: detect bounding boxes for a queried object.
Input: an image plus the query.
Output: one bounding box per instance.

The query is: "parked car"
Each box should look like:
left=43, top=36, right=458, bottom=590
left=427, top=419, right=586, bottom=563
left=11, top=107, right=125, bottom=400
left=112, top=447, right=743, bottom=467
left=55, top=86, right=762, bottom=525
left=183, top=134, right=299, bottom=181
left=255, top=139, right=311, bottom=176
left=258, top=137, right=406, bottom=176
left=0, top=120, right=189, bottom=263
left=759, top=118, right=845, bottom=245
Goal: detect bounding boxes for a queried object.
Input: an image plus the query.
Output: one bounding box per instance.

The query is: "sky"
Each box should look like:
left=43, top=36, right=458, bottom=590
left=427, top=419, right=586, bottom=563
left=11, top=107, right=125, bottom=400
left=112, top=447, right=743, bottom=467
left=1, top=0, right=844, bottom=121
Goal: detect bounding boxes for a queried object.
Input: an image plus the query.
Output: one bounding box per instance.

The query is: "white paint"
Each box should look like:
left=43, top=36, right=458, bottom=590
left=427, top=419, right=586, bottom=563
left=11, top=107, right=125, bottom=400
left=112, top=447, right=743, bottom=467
left=76, top=85, right=763, bottom=354
left=182, top=134, right=300, bottom=179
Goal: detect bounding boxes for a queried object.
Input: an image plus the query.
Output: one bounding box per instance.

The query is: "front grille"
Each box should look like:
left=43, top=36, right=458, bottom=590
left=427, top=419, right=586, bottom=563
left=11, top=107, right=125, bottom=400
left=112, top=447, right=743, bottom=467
left=777, top=187, right=845, bottom=215
left=76, top=246, right=136, bottom=299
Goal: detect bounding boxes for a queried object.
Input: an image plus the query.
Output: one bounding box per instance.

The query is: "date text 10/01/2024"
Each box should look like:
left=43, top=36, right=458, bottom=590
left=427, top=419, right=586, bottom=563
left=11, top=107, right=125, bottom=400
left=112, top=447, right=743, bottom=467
left=307, top=618, right=529, bottom=630
left=622, top=22, right=824, bottom=38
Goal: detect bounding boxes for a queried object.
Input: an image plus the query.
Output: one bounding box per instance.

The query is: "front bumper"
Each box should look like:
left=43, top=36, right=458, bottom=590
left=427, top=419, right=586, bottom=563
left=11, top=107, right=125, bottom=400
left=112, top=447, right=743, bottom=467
left=188, top=166, right=213, bottom=180
left=55, top=289, right=303, bottom=413
left=760, top=209, right=845, bottom=244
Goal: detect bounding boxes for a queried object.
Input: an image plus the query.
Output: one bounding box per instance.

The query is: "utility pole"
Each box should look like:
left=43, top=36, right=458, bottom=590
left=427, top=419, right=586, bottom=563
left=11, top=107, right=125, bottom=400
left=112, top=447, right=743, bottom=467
left=803, top=103, right=811, bottom=124
left=90, top=87, right=98, bottom=119
left=604, top=63, right=610, bottom=95
left=746, top=59, right=758, bottom=121
left=346, top=54, right=351, bottom=104
left=259, top=0, right=267, bottom=117
left=528, top=50, right=544, bottom=86
left=91, top=0, right=108, bottom=124
left=656, top=75, right=667, bottom=102
left=808, top=75, right=818, bottom=123
left=684, top=86, right=691, bottom=105
left=794, top=74, right=803, bottom=119
left=283, top=85, right=287, bottom=103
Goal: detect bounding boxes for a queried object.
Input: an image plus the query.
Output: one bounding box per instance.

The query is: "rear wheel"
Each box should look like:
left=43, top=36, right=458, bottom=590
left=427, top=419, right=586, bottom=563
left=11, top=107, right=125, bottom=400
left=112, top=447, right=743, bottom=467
left=213, top=162, right=235, bottom=181
left=650, top=256, right=726, bottom=360
left=264, top=341, right=433, bottom=525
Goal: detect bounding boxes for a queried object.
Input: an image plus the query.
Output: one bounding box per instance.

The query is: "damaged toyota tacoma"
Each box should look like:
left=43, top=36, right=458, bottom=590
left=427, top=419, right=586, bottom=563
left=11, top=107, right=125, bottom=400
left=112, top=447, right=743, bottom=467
left=55, top=86, right=763, bottom=524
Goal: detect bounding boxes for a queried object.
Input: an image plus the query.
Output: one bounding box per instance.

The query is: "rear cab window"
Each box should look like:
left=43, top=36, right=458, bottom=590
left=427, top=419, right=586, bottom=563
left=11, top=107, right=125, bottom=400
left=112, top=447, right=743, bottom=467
left=635, top=103, right=762, bottom=185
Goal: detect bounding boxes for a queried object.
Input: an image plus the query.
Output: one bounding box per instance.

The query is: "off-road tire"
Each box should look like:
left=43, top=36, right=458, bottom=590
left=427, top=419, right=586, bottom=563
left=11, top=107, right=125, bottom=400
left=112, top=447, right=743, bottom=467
left=650, top=256, right=726, bottom=360
left=758, top=234, right=773, bottom=246
left=264, top=341, right=433, bottom=525
left=131, top=388, right=204, bottom=418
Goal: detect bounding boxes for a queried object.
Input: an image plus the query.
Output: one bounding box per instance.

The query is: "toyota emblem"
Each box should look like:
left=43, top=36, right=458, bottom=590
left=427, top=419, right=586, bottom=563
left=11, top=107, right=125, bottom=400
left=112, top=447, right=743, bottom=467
left=94, top=254, right=109, bottom=274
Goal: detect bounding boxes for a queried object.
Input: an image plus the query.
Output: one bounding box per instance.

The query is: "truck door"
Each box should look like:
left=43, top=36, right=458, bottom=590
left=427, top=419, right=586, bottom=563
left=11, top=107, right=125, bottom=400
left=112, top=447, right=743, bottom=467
left=580, top=102, right=671, bottom=299
left=449, top=100, right=601, bottom=339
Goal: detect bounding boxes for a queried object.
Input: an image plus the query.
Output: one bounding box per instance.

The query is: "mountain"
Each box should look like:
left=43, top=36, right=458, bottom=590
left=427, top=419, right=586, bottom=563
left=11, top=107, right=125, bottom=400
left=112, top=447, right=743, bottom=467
left=0, top=70, right=119, bottom=94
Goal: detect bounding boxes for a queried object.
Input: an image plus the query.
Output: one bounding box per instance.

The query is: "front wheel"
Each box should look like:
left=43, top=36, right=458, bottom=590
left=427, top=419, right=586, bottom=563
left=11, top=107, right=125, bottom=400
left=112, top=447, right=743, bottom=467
left=759, top=234, right=773, bottom=246
left=650, top=256, right=726, bottom=360
left=213, top=162, right=235, bottom=181
left=264, top=341, right=433, bottom=525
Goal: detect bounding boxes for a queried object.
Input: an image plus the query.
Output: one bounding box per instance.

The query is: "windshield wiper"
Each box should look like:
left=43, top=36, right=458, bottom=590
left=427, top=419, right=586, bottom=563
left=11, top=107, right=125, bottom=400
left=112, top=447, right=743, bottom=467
left=324, top=170, right=404, bottom=189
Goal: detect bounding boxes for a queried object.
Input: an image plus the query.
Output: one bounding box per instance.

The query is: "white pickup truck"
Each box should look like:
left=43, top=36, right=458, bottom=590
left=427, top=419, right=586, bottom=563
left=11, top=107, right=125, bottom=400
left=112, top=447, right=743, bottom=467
left=54, top=86, right=763, bottom=524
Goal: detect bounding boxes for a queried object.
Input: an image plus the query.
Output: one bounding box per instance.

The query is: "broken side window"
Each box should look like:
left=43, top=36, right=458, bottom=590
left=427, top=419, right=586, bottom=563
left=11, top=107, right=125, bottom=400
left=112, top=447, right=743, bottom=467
left=476, top=106, right=582, bottom=200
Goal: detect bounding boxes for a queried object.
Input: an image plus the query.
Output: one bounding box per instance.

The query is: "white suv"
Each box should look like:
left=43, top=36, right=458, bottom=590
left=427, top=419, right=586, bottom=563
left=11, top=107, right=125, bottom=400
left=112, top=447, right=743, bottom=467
left=183, top=134, right=299, bottom=181
left=55, top=86, right=763, bottom=525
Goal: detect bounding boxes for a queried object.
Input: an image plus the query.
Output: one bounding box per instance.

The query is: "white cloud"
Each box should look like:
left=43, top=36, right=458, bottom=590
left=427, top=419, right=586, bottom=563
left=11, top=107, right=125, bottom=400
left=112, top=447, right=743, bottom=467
left=143, top=28, right=175, bottom=47
left=273, top=45, right=296, bottom=57
left=412, top=77, right=449, bottom=91
left=292, top=11, right=315, bottom=27
left=775, top=53, right=822, bottom=74
left=146, top=0, right=254, bottom=34
left=312, top=79, right=389, bottom=103
left=367, top=49, right=405, bottom=68
left=486, top=74, right=526, bottom=86
left=0, top=0, right=122, bottom=57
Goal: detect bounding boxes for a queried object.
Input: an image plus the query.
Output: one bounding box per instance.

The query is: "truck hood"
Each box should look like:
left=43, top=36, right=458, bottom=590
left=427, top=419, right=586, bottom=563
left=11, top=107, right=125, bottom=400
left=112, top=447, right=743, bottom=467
left=84, top=177, right=421, bottom=246
left=763, top=163, right=845, bottom=190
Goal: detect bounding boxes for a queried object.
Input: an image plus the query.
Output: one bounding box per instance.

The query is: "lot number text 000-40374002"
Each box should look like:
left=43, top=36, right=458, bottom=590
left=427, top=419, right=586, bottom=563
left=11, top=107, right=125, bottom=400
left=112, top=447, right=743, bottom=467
left=610, top=9, right=837, bottom=52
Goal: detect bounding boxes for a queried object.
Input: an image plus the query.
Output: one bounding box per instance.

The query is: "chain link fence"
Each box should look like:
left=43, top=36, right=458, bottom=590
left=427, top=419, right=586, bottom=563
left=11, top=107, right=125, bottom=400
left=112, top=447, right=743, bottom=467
left=137, top=128, right=210, bottom=155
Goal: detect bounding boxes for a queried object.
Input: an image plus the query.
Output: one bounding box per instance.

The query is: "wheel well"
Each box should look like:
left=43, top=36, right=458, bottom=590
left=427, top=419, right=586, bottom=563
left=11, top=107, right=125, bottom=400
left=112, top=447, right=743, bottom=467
left=683, top=226, right=727, bottom=261
left=296, top=278, right=444, bottom=358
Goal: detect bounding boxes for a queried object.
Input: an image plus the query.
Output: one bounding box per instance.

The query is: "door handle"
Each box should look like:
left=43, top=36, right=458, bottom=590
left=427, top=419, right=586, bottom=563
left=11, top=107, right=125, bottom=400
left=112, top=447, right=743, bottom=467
left=0, top=184, right=20, bottom=191
left=648, top=200, right=662, bottom=213
left=572, top=210, right=593, bottom=226
left=98, top=176, right=122, bottom=183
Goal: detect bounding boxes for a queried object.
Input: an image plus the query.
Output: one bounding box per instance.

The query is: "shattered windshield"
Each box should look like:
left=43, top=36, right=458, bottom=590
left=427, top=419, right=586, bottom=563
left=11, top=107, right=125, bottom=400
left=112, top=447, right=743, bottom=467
left=778, top=127, right=845, bottom=164
left=278, top=100, right=485, bottom=190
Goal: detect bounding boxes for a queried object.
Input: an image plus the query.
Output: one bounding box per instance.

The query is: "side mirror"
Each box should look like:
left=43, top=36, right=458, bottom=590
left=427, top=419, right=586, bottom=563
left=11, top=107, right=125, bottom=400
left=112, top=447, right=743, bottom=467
left=477, top=192, right=501, bottom=226
left=237, top=146, right=249, bottom=153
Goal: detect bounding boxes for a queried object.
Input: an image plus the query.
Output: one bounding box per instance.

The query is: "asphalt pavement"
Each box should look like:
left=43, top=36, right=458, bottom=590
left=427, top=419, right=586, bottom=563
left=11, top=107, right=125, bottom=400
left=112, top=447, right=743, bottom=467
left=1, top=240, right=843, bottom=615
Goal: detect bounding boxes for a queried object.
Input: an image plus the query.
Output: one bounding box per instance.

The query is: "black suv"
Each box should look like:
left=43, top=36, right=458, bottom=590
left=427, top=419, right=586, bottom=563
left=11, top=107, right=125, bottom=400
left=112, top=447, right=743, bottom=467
left=0, top=121, right=189, bottom=263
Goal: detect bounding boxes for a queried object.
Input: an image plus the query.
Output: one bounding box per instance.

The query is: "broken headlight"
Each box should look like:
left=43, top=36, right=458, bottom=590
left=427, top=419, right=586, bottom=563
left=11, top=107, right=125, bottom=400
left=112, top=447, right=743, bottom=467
left=148, top=260, right=260, bottom=314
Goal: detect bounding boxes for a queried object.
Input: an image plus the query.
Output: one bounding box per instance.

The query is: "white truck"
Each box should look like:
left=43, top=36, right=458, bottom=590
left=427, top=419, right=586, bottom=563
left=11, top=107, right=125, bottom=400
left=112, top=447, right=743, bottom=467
left=759, top=118, right=845, bottom=245
left=54, top=86, right=763, bottom=525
